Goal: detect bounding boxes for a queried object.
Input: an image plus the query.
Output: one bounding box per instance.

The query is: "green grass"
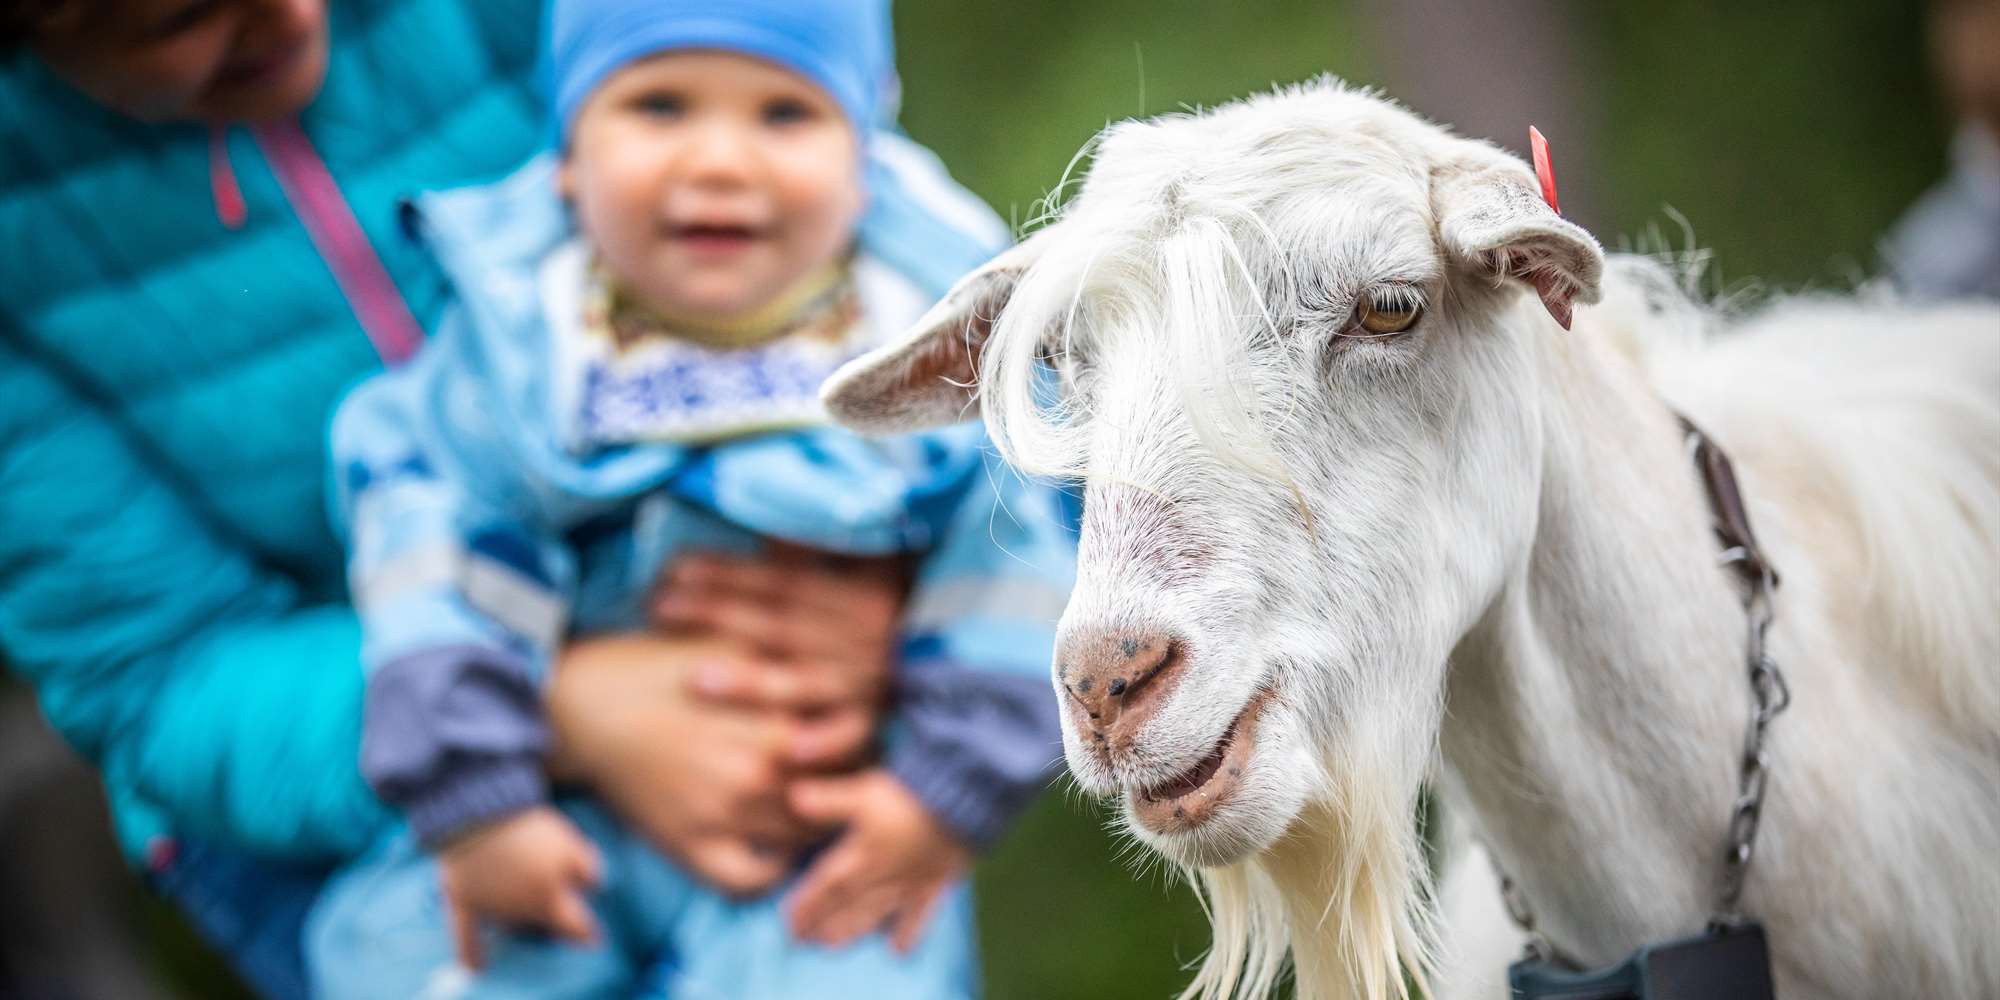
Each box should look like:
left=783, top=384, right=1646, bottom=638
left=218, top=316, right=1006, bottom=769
left=974, top=791, right=1214, bottom=1000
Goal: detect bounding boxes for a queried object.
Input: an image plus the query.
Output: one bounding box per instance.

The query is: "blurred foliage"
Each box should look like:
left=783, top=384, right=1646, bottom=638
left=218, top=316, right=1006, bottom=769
left=1595, top=2, right=1942, bottom=290
left=898, top=0, right=1943, bottom=292
left=974, top=794, right=1217, bottom=1000
left=896, top=0, right=1370, bottom=234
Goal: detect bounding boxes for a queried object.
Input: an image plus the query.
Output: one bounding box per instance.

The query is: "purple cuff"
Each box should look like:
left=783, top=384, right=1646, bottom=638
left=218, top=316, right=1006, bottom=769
left=361, top=643, right=552, bottom=846
left=403, top=755, right=548, bottom=848
left=885, top=666, right=1061, bottom=848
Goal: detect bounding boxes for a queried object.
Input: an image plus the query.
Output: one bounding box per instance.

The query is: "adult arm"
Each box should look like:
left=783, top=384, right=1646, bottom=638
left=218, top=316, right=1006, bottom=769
left=0, top=335, right=386, bottom=861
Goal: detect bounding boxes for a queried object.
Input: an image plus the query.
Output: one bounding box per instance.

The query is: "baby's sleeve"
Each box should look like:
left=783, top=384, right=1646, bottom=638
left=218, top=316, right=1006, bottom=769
left=331, top=306, right=573, bottom=847
left=888, top=448, right=1077, bottom=848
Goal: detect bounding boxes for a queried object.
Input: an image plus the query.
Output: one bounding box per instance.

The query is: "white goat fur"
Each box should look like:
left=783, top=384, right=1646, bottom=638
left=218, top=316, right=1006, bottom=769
left=824, top=80, right=2000, bottom=1000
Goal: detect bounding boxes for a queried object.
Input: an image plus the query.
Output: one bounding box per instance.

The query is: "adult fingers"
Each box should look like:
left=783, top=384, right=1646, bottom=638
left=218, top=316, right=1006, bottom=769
left=545, top=632, right=745, bottom=783
left=658, top=554, right=791, bottom=611
left=687, top=655, right=874, bottom=712
left=673, top=550, right=906, bottom=615
left=813, top=884, right=901, bottom=948
left=787, top=773, right=867, bottom=826
left=656, top=554, right=905, bottom=655
left=446, top=891, right=485, bottom=972
left=655, top=594, right=895, bottom=681
left=889, top=879, right=950, bottom=955
left=614, top=792, right=809, bottom=875
left=704, top=796, right=818, bottom=851
left=688, top=837, right=791, bottom=898
left=653, top=586, right=781, bottom=642
left=693, top=730, right=823, bottom=841
left=787, top=706, right=875, bottom=769
left=657, top=590, right=867, bottom=662
left=784, top=841, right=860, bottom=940
left=723, top=800, right=818, bottom=846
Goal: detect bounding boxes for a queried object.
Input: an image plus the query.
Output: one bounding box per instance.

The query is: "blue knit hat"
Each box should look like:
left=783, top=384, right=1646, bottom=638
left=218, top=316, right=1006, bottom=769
left=549, top=0, right=896, bottom=143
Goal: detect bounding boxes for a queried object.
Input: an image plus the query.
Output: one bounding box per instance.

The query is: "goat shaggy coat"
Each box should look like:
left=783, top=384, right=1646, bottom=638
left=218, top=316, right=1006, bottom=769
left=824, top=79, right=2000, bottom=1000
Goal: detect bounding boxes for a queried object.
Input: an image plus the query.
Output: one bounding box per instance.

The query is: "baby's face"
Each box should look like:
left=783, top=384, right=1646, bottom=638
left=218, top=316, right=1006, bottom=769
left=563, top=52, right=865, bottom=324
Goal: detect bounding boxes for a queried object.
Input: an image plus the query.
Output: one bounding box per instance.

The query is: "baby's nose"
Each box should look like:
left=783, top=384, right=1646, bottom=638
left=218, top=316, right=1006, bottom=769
left=681, top=122, right=760, bottom=185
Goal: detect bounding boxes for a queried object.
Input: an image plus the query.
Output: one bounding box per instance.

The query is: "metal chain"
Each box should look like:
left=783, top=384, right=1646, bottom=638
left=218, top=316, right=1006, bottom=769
left=1712, top=559, right=1791, bottom=927
left=1491, top=467, right=1793, bottom=959
left=1498, top=869, right=1567, bottom=966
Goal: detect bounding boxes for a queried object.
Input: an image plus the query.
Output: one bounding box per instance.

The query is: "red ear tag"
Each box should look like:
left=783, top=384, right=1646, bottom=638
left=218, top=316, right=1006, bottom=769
left=1529, top=126, right=1559, bottom=215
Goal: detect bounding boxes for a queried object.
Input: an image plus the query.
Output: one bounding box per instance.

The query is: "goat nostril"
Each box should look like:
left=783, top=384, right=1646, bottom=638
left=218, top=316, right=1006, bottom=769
left=1059, top=634, right=1182, bottom=737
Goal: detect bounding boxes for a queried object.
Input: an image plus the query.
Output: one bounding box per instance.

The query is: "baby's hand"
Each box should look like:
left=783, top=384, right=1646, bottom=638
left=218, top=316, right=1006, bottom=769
left=438, top=806, right=603, bottom=970
left=783, top=769, right=970, bottom=954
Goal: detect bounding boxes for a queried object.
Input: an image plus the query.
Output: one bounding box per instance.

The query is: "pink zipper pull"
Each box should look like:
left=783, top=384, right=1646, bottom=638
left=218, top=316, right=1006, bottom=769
left=209, top=127, right=247, bottom=230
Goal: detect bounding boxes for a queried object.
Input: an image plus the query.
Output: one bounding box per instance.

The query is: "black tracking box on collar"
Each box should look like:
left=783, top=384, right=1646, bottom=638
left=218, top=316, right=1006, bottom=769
left=1508, top=922, right=1775, bottom=1000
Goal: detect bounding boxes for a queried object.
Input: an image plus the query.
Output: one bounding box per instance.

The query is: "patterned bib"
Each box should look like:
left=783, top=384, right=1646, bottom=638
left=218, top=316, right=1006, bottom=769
left=544, top=242, right=885, bottom=448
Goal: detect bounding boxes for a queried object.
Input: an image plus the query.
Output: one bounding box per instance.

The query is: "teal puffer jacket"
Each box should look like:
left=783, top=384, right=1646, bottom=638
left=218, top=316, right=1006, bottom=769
left=0, top=0, right=545, bottom=864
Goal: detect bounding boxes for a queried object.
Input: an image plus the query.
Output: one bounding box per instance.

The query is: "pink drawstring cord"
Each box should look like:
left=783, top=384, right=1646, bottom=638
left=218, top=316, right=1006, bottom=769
left=252, top=119, right=426, bottom=367
left=208, top=127, right=247, bottom=230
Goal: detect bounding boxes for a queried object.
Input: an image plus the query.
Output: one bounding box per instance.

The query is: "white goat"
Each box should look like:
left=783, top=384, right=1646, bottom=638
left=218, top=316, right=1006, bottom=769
left=825, top=80, right=2000, bottom=1000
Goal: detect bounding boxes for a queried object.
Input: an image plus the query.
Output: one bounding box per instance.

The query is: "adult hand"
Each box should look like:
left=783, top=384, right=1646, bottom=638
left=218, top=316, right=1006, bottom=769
left=546, top=634, right=817, bottom=896
left=652, top=544, right=905, bottom=747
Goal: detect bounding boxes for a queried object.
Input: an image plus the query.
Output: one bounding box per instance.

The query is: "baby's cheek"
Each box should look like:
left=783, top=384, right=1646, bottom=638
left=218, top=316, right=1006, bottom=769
left=786, top=184, right=866, bottom=269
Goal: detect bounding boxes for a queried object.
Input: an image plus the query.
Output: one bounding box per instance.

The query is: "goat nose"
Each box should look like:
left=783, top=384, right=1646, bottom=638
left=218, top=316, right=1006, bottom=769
left=1057, top=630, right=1183, bottom=745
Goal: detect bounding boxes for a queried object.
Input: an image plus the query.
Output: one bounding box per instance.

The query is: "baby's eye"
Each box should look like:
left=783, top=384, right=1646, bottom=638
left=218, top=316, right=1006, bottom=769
left=630, top=92, right=685, bottom=119
left=761, top=98, right=816, bottom=126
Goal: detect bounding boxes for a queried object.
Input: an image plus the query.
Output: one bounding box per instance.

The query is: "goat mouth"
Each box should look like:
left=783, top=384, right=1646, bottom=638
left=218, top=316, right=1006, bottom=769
left=1129, top=691, right=1271, bottom=834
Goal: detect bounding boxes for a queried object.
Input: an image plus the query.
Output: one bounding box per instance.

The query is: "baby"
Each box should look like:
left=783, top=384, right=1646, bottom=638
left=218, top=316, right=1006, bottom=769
left=306, top=1, right=1073, bottom=997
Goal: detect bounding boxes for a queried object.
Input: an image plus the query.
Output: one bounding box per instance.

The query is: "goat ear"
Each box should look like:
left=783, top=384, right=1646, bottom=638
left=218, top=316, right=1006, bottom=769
left=822, top=237, right=1037, bottom=433
left=1432, top=152, right=1603, bottom=330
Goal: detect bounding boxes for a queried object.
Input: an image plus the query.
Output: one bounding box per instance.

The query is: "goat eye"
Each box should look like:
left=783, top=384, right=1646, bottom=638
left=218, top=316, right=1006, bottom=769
left=1352, top=293, right=1423, bottom=336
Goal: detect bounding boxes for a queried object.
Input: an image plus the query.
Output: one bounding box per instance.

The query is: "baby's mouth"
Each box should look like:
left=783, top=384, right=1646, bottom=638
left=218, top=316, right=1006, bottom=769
left=668, top=223, right=767, bottom=254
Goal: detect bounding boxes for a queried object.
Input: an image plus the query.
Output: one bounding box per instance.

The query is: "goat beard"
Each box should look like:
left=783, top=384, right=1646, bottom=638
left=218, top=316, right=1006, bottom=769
left=1181, top=715, right=1440, bottom=1000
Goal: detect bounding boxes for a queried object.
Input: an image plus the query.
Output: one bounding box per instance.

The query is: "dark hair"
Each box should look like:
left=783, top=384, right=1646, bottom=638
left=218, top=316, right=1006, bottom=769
left=1, top=0, right=79, bottom=54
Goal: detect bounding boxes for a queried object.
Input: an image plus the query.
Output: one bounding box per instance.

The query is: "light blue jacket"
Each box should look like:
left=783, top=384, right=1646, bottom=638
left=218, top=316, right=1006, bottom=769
left=332, top=143, right=1075, bottom=848
left=0, top=0, right=545, bottom=863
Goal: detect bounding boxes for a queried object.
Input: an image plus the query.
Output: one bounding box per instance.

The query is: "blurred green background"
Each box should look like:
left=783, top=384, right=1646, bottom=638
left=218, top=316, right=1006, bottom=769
left=9, top=2, right=1952, bottom=999
left=896, top=0, right=1943, bottom=293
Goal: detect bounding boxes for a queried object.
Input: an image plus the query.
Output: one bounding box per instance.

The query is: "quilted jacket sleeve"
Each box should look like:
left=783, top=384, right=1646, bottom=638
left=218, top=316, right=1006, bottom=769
left=0, top=335, right=389, bottom=862
left=886, top=450, right=1076, bottom=848
left=332, top=304, right=576, bottom=848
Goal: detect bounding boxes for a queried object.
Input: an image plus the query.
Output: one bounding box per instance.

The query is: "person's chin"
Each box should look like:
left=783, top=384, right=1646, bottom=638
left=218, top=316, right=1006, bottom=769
left=198, top=31, right=329, bottom=122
